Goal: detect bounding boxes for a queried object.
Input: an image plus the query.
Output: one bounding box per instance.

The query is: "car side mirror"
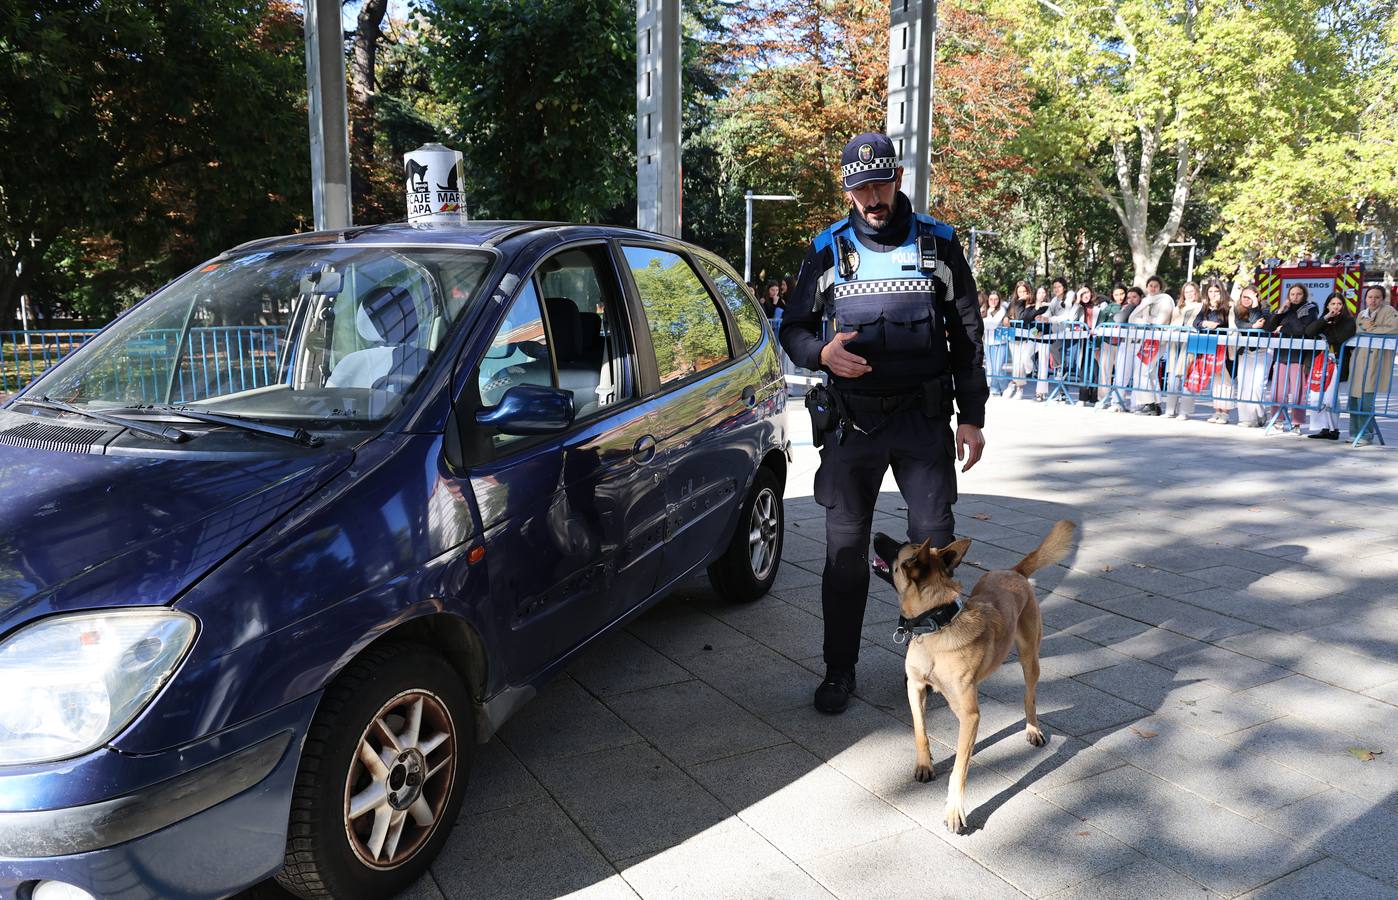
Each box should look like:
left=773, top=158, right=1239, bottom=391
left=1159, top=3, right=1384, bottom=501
left=475, top=384, right=575, bottom=435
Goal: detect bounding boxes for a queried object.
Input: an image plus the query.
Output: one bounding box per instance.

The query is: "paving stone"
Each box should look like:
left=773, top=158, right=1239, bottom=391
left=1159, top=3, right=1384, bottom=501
left=1073, top=658, right=1220, bottom=711
left=530, top=742, right=730, bottom=862
left=569, top=629, right=694, bottom=697
left=617, top=819, right=833, bottom=900
left=458, top=738, right=547, bottom=818
left=1084, top=716, right=1330, bottom=818
left=1367, top=679, right=1398, bottom=707
left=1056, top=608, right=1157, bottom=645
left=498, top=675, right=643, bottom=764
left=679, top=641, right=821, bottom=719
left=626, top=602, right=755, bottom=661
left=1096, top=593, right=1260, bottom=643
left=1039, top=593, right=1109, bottom=633
left=1040, top=857, right=1220, bottom=900
left=883, top=761, right=1141, bottom=898
left=688, top=743, right=915, bottom=862
left=801, top=828, right=1025, bottom=900
left=1224, top=717, right=1398, bottom=811
left=1236, top=858, right=1398, bottom=900
left=1037, top=632, right=1134, bottom=677
left=1301, top=619, right=1398, bottom=666
left=707, top=596, right=827, bottom=661
left=434, top=799, right=628, bottom=900
left=1218, top=629, right=1398, bottom=692
left=1152, top=690, right=1288, bottom=738
left=982, top=676, right=1149, bottom=738
left=780, top=531, right=828, bottom=564
left=963, top=731, right=1129, bottom=797
left=1236, top=674, right=1398, bottom=740
left=1173, top=588, right=1336, bottom=632
left=1258, top=789, right=1398, bottom=888
left=604, top=679, right=787, bottom=767
left=1094, top=566, right=1212, bottom=599
left=1041, top=766, right=1320, bottom=896
left=770, top=561, right=824, bottom=593
left=1050, top=572, right=1144, bottom=605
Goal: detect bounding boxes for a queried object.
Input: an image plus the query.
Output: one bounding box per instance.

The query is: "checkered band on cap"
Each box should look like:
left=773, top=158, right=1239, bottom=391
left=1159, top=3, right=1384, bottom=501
left=840, top=157, right=898, bottom=179
left=833, top=279, right=934, bottom=298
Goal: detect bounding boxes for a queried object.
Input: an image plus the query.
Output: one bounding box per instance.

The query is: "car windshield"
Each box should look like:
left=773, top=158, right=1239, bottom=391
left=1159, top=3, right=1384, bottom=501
left=26, top=245, right=493, bottom=425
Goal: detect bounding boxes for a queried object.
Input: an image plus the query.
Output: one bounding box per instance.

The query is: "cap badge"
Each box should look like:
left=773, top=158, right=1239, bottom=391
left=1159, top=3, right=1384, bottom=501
left=859, top=144, right=873, bottom=163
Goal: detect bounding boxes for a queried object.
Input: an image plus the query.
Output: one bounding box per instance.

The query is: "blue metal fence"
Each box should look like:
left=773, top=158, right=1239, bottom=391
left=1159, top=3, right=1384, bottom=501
left=2, top=326, right=285, bottom=402
left=990, top=322, right=1398, bottom=447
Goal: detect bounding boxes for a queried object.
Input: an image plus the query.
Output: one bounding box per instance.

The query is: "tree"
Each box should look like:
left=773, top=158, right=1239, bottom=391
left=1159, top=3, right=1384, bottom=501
left=427, top=0, right=636, bottom=222
left=1205, top=4, right=1398, bottom=276
left=0, top=0, right=310, bottom=323
left=992, top=0, right=1357, bottom=284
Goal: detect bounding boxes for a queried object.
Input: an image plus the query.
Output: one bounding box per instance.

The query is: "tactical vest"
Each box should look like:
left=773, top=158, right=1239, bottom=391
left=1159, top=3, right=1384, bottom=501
left=813, top=213, right=956, bottom=386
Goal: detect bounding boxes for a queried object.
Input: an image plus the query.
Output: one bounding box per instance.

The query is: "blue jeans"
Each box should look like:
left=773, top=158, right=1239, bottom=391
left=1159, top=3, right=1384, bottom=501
left=1348, top=391, right=1377, bottom=438
left=986, top=343, right=1010, bottom=393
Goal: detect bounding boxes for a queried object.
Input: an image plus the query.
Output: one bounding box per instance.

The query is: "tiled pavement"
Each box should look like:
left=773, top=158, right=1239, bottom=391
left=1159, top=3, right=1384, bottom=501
left=251, top=398, right=1398, bottom=899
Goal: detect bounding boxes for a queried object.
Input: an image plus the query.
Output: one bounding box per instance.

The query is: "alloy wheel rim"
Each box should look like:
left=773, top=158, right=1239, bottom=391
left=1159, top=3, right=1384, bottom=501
left=344, top=689, right=456, bottom=870
left=748, top=487, right=780, bottom=581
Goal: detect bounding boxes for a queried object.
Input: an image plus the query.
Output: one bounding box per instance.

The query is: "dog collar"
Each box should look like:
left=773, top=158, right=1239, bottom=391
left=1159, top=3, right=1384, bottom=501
left=894, top=598, right=966, bottom=644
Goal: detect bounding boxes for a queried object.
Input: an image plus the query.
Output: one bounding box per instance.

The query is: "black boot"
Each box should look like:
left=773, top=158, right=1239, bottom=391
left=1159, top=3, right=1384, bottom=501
left=814, top=667, right=856, bottom=714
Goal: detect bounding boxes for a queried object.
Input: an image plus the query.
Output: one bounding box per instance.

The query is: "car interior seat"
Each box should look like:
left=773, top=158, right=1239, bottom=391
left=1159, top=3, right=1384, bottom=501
left=326, top=284, right=431, bottom=394
left=544, top=297, right=604, bottom=415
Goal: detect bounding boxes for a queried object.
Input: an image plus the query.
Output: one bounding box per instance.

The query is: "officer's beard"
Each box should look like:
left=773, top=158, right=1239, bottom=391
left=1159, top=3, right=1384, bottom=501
left=851, top=192, right=912, bottom=248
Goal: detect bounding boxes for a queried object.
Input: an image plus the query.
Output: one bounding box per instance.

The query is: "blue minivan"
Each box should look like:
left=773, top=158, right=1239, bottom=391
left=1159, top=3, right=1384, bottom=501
left=0, top=222, right=788, bottom=899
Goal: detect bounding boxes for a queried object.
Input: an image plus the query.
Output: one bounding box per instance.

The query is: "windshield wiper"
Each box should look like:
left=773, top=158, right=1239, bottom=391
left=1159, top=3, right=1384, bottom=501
left=124, top=405, right=323, bottom=448
left=19, top=397, right=190, bottom=443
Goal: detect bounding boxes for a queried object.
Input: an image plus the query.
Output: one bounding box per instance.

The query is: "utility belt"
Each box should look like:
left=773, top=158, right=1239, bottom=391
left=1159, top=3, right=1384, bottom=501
left=805, top=374, right=954, bottom=448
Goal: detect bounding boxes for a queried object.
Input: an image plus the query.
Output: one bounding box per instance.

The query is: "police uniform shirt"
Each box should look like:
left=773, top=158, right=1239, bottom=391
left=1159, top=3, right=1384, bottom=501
left=780, top=192, right=989, bottom=428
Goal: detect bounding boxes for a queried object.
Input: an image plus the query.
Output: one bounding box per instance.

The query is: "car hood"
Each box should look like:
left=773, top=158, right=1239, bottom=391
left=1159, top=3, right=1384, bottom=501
left=0, top=442, right=353, bottom=633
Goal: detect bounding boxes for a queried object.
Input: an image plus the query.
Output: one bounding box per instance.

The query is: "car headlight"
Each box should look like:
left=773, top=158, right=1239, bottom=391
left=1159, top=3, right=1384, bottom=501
left=0, top=609, right=197, bottom=765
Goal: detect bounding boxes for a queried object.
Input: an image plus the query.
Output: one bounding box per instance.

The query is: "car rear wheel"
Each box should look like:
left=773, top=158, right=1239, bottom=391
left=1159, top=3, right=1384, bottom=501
left=276, top=642, right=472, bottom=899
left=708, top=466, right=783, bottom=602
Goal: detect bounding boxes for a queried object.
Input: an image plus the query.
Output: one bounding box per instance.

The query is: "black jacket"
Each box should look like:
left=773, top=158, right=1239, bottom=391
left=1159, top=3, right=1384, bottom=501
left=1266, top=300, right=1320, bottom=365
left=1304, top=313, right=1357, bottom=383
left=779, top=192, right=988, bottom=427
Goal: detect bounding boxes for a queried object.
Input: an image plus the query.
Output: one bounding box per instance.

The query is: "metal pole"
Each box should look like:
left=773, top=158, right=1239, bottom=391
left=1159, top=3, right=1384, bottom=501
left=304, top=0, right=352, bottom=230
left=744, top=190, right=754, bottom=284
left=1188, top=244, right=1196, bottom=283
left=886, top=0, right=937, bottom=214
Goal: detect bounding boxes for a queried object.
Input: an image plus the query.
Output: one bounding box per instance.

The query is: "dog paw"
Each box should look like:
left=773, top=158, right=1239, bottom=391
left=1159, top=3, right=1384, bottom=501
left=914, top=764, right=935, bottom=783
left=1026, top=725, right=1047, bottom=747
left=944, top=805, right=967, bottom=834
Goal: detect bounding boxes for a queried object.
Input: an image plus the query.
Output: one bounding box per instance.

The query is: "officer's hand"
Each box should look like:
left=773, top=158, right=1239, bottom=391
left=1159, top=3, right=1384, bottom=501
left=956, top=424, right=985, bottom=473
left=820, top=331, right=872, bottom=378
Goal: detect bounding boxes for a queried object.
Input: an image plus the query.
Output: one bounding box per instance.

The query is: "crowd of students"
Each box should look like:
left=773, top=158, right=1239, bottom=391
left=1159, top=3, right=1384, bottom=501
left=980, top=277, right=1398, bottom=444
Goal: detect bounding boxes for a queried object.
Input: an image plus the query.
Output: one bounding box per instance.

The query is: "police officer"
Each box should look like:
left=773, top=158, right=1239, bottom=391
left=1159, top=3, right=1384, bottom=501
left=780, top=133, right=988, bottom=714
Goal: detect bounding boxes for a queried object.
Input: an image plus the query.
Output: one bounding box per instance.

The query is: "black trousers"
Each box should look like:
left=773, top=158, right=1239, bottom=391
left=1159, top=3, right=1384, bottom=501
left=812, top=407, right=957, bottom=669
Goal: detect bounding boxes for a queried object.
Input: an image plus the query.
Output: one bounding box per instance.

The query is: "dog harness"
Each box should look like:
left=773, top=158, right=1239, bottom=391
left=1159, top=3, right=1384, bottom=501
left=893, top=597, right=966, bottom=643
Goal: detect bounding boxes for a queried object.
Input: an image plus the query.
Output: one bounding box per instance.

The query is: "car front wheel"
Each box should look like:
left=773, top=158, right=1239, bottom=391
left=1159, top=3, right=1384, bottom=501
left=708, top=466, right=783, bottom=602
left=276, top=642, right=473, bottom=899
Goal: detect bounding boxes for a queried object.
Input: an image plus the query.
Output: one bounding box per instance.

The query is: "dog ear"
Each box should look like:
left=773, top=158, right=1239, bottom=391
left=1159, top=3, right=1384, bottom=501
left=939, top=538, right=972, bottom=571
left=902, top=538, right=934, bottom=579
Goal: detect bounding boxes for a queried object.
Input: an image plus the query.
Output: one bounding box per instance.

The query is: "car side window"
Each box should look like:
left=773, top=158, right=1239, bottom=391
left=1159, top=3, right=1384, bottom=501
left=622, top=246, right=732, bottom=386
left=477, top=281, right=553, bottom=449
left=535, top=246, right=631, bottom=418
left=700, top=261, right=764, bottom=352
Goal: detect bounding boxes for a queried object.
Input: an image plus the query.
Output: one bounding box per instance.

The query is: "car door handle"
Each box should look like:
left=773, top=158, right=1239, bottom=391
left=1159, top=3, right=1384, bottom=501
left=633, top=434, right=657, bottom=464
left=742, top=385, right=757, bottom=408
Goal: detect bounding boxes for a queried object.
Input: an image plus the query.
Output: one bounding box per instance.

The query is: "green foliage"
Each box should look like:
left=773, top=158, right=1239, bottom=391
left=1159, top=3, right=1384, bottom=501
left=0, top=0, right=310, bottom=323
left=427, top=0, right=636, bottom=222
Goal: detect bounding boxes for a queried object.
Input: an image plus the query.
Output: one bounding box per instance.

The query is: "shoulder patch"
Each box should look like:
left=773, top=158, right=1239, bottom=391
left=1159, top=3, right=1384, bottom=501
left=913, top=212, right=954, bottom=240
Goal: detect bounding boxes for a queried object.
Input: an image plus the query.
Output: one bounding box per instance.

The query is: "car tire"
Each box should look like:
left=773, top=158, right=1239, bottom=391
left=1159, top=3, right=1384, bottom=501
left=708, top=466, right=784, bottom=602
left=275, top=642, right=473, bottom=900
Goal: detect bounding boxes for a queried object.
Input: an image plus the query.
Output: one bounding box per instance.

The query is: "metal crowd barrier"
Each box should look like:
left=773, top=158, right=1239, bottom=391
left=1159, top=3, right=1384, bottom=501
left=2, top=326, right=284, bottom=403
left=988, top=322, right=1398, bottom=447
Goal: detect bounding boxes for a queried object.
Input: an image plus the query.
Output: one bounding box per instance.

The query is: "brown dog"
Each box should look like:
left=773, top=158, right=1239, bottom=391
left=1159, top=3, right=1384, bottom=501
left=872, top=520, right=1076, bottom=833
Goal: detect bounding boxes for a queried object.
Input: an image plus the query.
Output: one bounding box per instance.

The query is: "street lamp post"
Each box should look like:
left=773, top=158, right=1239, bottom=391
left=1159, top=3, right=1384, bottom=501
left=967, top=228, right=999, bottom=271
left=1169, top=240, right=1197, bottom=283
left=744, top=190, right=798, bottom=284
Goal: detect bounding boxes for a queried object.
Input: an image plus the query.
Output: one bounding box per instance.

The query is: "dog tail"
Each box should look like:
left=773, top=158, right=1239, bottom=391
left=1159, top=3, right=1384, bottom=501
left=1013, top=520, right=1077, bottom=577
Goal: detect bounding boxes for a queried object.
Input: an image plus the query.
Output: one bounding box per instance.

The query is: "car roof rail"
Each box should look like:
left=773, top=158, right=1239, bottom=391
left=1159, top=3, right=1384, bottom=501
left=480, top=221, right=570, bottom=248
